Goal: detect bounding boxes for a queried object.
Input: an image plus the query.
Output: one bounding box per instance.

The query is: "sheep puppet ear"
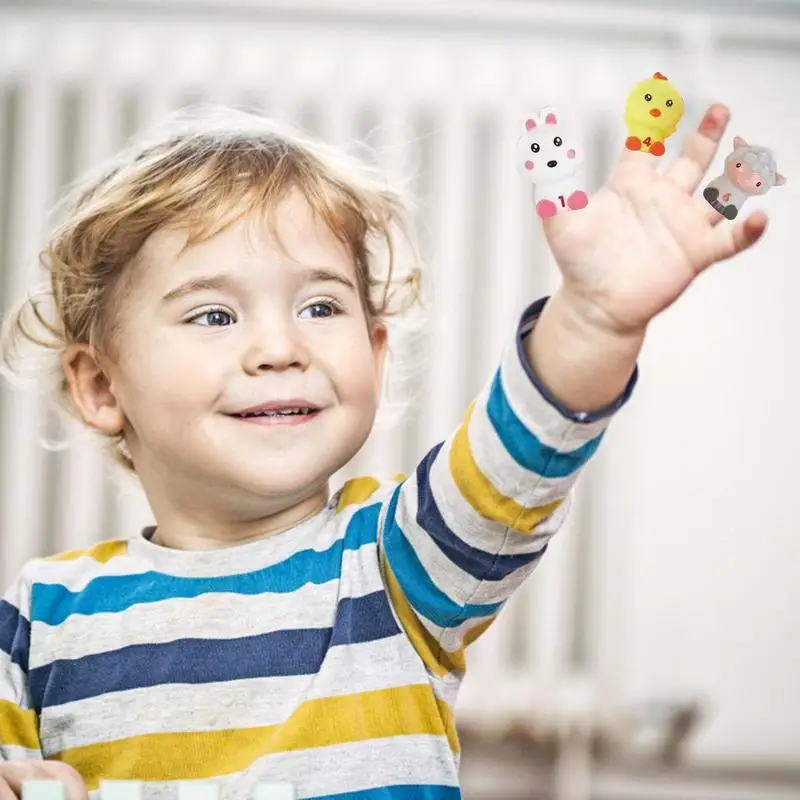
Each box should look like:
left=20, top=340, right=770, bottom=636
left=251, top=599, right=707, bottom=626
left=775, top=173, right=787, bottom=186
left=732, top=136, right=748, bottom=149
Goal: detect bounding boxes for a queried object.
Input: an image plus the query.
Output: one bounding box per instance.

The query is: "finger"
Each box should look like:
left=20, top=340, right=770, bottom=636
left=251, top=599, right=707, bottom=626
left=0, top=763, right=87, bottom=800
left=0, top=762, right=41, bottom=796
left=43, top=765, right=88, bottom=800
left=668, top=104, right=730, bottom=194
left=696, top=196, right=727, bottom=227
left=0, top=779, right=18, bottom=800
left=703, top=210, right=768, bottom=268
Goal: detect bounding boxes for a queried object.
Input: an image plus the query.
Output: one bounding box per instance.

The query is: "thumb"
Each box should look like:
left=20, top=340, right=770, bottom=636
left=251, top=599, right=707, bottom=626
left=0, top=762, right=89, bottom=800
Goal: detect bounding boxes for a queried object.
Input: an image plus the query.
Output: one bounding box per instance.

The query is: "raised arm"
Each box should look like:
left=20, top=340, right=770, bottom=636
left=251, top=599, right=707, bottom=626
left=377, top=297, right=636, bottom=679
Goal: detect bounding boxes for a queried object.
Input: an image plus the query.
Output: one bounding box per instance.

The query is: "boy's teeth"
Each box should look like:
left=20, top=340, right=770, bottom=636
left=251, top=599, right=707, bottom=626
left=241, top=408, right=311, bottom=417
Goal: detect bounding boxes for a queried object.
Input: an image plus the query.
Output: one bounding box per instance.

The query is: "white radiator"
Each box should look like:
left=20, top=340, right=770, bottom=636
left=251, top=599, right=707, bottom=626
left=0, top=0, right=795, bottom=766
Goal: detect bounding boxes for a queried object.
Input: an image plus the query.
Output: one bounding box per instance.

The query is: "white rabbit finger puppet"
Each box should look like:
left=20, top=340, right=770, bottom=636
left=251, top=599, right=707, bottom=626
left=516, top=107, right=588, bottom=219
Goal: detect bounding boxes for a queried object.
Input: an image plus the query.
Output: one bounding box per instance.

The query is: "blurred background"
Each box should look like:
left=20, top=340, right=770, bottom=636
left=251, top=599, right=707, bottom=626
left=0, top=0, right=799, bottom=798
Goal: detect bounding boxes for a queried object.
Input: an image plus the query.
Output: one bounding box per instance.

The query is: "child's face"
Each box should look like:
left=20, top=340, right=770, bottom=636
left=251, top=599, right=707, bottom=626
left=95, top=190, right=387, bottom=516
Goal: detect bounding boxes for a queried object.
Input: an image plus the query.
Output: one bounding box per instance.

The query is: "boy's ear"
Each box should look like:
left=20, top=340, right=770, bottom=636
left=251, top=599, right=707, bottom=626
left=371, top=323, right=389, bottom=389
left=62, top=343, right=125, bottom=435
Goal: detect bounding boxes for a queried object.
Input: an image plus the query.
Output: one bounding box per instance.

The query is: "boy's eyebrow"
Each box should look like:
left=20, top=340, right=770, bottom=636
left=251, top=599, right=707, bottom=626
left=161, top=268, right=357, bottom=304
left=301, top=267, right=358, bottom=292
left=161, top=275, right=237, bottom=304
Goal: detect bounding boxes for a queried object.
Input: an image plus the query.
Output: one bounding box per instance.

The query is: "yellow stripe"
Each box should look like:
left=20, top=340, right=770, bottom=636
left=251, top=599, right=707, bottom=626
left=383, top=555, right=453, bottom=678
left=56, top=685, right=458, bottom=789
left=336, top=476, right=382, bottom=513
left=0, top=699, right=40, bottom=750
left=43, top=540, right=128, bottom=564
left=450, top=401, right=564, bottom=533
left=382, top=554, right=497, bottom=678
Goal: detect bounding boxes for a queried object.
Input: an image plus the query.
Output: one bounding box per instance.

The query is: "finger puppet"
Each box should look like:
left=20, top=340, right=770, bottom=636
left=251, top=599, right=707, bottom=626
left=703, top=136, right=786, bottom=220
left=516, top=107, right=588, bottom=219
left=624, top=72, right=684, bottom=156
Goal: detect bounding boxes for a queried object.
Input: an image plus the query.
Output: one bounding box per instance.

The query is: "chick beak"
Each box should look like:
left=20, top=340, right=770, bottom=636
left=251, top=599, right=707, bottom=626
left=650, top=108, right=662, bottom=117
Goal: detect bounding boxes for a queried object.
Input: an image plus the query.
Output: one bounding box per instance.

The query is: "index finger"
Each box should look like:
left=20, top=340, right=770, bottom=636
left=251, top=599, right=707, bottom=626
left=0, top=764, right=88, bottom=800
left=667, top=103, right=730, bottom=193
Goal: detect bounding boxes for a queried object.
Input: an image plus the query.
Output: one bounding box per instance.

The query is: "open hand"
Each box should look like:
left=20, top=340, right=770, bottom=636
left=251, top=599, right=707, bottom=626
left=543, top=104, right=768, bottom=335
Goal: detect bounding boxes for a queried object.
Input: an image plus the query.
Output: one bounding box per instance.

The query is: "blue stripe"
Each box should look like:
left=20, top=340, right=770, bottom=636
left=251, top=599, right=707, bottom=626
left=414, top=444, right=547, bottom=581
left=29, top=590, right=399, bottom=710
left=487, top=369, right=604, bottom=478
left=381, top=486, right=502, bottom=629
left=30, top=503, right=382, bottom=627
left=310, top=786, right=461, bottom=799
left=330, top=590, right=400, bottom=647
left=0, top=599, right=30, bottom=673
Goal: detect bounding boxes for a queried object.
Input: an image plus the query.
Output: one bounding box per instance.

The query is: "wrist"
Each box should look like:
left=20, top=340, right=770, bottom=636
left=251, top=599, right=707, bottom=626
left=553, top=285, right=649, bottom=346
left=524, top=290, right=644, bottom=415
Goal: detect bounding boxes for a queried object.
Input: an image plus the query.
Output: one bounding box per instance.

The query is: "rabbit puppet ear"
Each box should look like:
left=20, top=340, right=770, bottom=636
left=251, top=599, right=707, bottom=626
left=520, top=107, right=561, bottom=133
left=538, top=106, right=560, bottom=125
left=521, top=113, right=540, bottom=133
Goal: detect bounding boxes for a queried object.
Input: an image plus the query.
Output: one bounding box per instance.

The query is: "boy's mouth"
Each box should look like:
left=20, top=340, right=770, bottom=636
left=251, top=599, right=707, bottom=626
left=227, top=400, right=322, bottom=425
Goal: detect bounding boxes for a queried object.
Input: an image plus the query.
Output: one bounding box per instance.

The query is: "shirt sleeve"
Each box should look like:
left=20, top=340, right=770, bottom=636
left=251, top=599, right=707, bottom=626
left=378, top=296, right=638, bottom=680
left=0, top=565, right=43, bottom=760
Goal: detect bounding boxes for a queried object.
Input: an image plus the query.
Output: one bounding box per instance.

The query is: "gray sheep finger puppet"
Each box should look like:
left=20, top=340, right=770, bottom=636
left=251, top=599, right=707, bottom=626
left=703, top=136, right=786, bottom=220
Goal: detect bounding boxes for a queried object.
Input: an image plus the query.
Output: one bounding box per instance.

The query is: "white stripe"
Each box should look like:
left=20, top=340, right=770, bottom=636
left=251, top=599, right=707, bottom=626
left=0, top=652, right=30, bottom=708
left=29, top=544, right=385, bottom=667
left=28, top=548, right=150, bottom=592
left=499, top=333, right=612, bottom=449
left=2, top=572, right=32, bottom=609
left=25, top=493, right=386, bottom=606
left=0, top=744, right=41, bottom=761
left=38, top=637, right=429, bottom=752
left=393, top=465, right=568, bottom=609
left=217, top=735, right=458, bottom=800
left=83, top=736, right=458, bottom=800
left=32, top=503, right=346, bottom=589
left=468, top=390, right=580, bottom=504
left=429, top=442, right=557, bottom=555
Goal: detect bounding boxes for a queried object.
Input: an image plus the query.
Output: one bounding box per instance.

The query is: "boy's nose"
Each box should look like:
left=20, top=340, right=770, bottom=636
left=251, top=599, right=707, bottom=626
left=242, top=324, right=310, bottom=374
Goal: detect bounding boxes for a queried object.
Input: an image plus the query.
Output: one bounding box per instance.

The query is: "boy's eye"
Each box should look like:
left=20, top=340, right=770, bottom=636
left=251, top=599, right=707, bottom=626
left=190, top=308, right=235, bottom=326
left=300, top=301, right=340, bottom=319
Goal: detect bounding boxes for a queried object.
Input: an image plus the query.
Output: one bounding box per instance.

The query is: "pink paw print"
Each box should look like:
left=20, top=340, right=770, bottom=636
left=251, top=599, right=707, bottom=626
left=567, top=191, right=588, bottom=210
left=536, top=199, right=558, bottom=219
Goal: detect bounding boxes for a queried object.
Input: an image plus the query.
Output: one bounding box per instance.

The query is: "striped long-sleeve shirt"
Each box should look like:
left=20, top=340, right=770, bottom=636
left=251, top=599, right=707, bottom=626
left=0, top=298, right=635, bottom=800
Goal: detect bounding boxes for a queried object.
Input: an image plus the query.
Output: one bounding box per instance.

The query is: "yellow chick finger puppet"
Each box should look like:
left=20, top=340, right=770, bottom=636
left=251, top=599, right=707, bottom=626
left=624, top=71, right=684, bottom=156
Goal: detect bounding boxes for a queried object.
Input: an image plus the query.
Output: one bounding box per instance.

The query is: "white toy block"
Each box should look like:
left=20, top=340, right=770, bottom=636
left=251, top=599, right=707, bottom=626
left=99, top=781, right=143, bottom=800
left=255, top=783, right=295, bottom=800
left=21, top=781, right=65, bottom=800
left=177, top=783, right=220, bottom=800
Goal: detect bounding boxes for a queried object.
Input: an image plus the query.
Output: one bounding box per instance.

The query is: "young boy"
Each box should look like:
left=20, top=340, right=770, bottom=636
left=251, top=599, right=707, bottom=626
left=0, top=104, right=767, bottom=799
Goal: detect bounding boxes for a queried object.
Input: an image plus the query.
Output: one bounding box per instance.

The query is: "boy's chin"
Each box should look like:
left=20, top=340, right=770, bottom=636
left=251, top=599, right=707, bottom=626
left=215, top=459, right=335, bottom=501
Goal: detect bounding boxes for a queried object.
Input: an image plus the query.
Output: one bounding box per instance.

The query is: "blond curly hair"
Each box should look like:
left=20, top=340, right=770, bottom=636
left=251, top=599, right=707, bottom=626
left=0, top=106, right=426, bottom=473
